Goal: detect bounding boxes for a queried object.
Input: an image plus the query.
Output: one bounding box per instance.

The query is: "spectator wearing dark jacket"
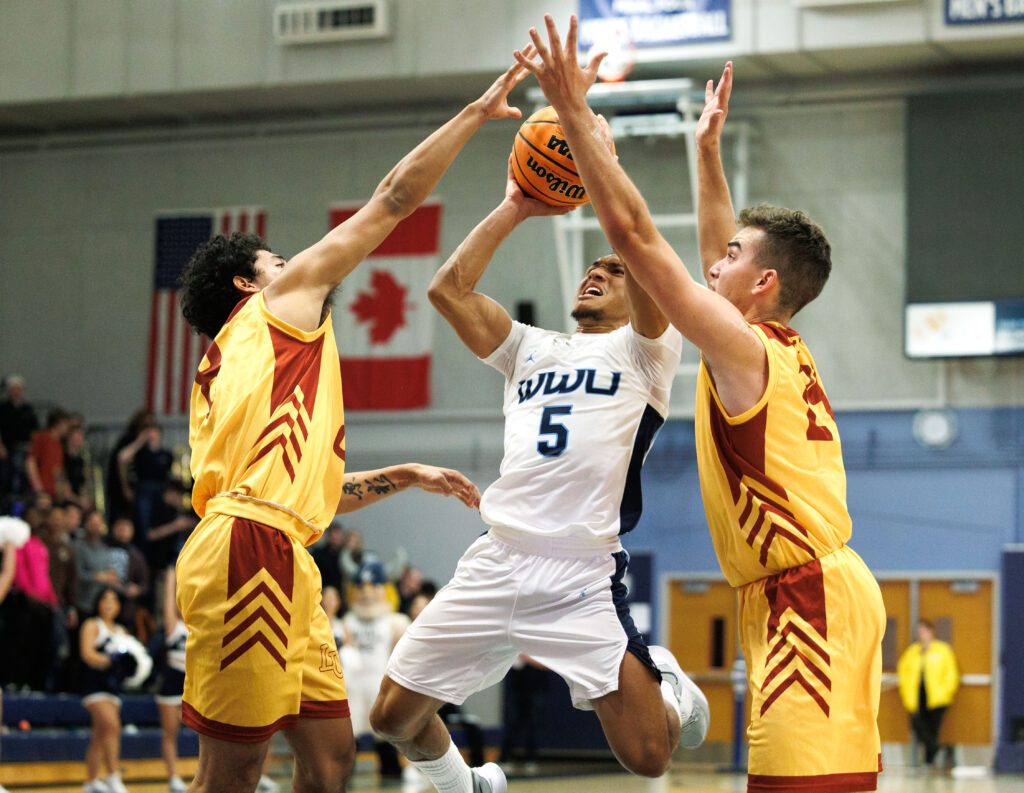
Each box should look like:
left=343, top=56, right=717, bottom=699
left=0, top=374, right=38, bottom=501
left=107, top=517, right=150, bottom=638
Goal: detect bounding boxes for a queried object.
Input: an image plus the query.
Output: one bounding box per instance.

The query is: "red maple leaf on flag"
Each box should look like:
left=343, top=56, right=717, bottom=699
left=348, top=270, right=409, bottom=344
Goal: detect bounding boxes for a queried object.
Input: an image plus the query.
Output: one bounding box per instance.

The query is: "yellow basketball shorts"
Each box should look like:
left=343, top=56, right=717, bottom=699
left=175, top=513, right=348, bottom=743
left=739, top=546, right=884, bottom=793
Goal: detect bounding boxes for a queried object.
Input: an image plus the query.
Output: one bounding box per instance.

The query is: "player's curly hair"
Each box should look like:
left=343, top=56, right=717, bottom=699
left=738, top=204, right=832, bottom=317
left=179, top=232, right=264, bottom=338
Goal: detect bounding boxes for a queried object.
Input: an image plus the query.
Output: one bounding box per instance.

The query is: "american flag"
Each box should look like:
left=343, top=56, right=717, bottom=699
left=147, top=208, right=266, bottom=416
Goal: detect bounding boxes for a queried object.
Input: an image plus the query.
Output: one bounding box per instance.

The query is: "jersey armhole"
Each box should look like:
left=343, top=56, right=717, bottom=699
left=480, top=321, right=528, bottom=379
left=701, top=327, right=778, bottom=426
left=255, top=292, right=328, bottom=342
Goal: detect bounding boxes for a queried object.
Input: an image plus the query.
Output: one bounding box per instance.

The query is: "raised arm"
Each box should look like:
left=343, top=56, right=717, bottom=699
left=623, top=260, right=669, bottom=339
left=516, top=18, right=765, bottom=410
left=695, top=62, right=738, bottom=281
left=264, top=50, right=536, bottom=332
left=428, top=158, right=569, bottom=357
left=336, top=464, right=480, bottom=515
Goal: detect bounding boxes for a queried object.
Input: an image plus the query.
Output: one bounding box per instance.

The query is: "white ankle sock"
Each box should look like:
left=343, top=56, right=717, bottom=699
left=413, top=740, right=473, bottom=793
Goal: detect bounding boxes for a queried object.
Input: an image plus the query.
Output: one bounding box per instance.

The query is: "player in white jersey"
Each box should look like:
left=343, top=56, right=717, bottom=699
left=369, top=161, right=710, bottom=793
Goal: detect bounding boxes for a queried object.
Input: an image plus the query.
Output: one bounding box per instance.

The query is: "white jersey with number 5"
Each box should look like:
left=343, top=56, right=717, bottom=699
left=479, top=321, right=682, bottom=545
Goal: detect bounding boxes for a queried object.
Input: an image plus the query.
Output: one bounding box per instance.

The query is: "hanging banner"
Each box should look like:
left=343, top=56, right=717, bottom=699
left=946, top=0, right=1024, bottom=25
left=578, top=0, right=731, bottom=49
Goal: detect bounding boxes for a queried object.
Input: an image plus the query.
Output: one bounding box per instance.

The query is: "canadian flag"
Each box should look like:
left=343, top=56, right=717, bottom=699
left=330, top=202, right=442, bottom=410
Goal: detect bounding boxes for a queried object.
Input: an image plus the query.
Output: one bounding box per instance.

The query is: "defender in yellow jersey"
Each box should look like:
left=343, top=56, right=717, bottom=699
left=174, top=53, right=536, bottom=793
left=520, top=21, right=883, bottom=792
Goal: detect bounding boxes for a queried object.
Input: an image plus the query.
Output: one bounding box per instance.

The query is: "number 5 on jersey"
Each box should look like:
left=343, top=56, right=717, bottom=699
left=538, top=406, right=573, bottom=457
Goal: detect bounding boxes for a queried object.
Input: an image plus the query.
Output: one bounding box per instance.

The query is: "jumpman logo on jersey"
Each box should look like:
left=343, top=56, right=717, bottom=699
left=526, top=352, right=536, bottom=363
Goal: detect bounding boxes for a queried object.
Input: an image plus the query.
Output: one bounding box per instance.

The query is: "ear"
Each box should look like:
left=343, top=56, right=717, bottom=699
left=752, top=268, right=778, bottom=296
left=232, top=274, right=258, bottom=294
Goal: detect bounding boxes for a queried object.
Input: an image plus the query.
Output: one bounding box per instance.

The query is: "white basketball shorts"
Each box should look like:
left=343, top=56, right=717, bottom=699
left=386, top=529, right=658, bottom=709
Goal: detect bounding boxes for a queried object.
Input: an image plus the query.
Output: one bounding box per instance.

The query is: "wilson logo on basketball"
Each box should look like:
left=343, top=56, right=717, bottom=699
left=524, top=154, right=587, bottom=202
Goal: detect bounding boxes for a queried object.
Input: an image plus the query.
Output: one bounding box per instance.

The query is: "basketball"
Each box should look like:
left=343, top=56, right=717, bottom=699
left=512, top=106, right=609, bottom=207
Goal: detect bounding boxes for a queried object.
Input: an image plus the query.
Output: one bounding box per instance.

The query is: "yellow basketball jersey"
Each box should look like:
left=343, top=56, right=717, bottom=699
left=694, top=322, right=850, bottom=587
left=188, top=292, right=346, bottom=545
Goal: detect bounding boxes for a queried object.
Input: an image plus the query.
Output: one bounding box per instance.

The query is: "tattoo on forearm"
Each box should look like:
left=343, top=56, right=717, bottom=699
left=342, top=474, right=396, bottom=501
left=366, top=474, right=396, bottom=496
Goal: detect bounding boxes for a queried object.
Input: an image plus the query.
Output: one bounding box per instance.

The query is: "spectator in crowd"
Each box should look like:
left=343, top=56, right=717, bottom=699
left=62, top=424, right=94, bottom=509
left=339, top=528, right=366, bottom=581
left=311, top=521, right=347, bottom=593
left=44, top=505, right=78, bottom=617
left=898, top=618, right=960, bottom=768
left=5, top=506, right=58, bottom=690
left=146, top=480, right=198, bottom=573
left=396, top=565, right=424, bottom=616
left=26, top=409, right=71, bottom=499
left=44, top=505, right=79, bottom=690
left=0, top=375, right=39, bottom=500
left=64, top=501, right=84, bottom=540
left=117, top=423, right=172, bottom=563
left=105, top=410, right=153, bottom=527
left=30, top=489, right=53, bottom=513
left=80, top=587, right=132, bottom=793
left=107, top=517, right=151, bottom=638
left=74, top=510, right=119, bottom=618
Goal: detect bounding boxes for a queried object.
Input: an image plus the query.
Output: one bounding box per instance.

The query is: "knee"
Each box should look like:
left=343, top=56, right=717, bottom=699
left=369, top=696, right=415, bottom=742
left=294, top=747, right=355, bottom=793
left=621, top=741, right=672, bottom=779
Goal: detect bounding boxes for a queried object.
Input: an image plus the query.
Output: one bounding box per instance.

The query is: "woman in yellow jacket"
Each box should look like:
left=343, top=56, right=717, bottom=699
left=897, top=619, right=960, bottom=766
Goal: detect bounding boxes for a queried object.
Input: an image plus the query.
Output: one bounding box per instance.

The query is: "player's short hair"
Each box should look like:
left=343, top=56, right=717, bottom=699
left=738, top=204, right=832, bottom=317
left=179, top=232, right=264, bottom=338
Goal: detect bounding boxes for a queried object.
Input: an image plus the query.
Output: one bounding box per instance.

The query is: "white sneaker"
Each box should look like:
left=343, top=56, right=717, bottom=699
left=648, top=645, right=710, bottom=749
left=83, top=781, right=113, bottom=793
left=105, top=773, right=129, bottom=793
left=169, top=775, right=188, bottom=793
left=256, top=774, right=279, bottom=793
left=471, top=762, right=508, bottom=793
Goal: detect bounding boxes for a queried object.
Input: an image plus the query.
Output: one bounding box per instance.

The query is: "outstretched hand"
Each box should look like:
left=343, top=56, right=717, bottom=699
left=411, top=464, right=481, bottom=509
left=696, top=62, right=733, bottom=148
left=474, top=44, right=538, bottom=121
left=504, top=156, right=574, bottom=219
left=513, top=15, right=606, bottom=114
